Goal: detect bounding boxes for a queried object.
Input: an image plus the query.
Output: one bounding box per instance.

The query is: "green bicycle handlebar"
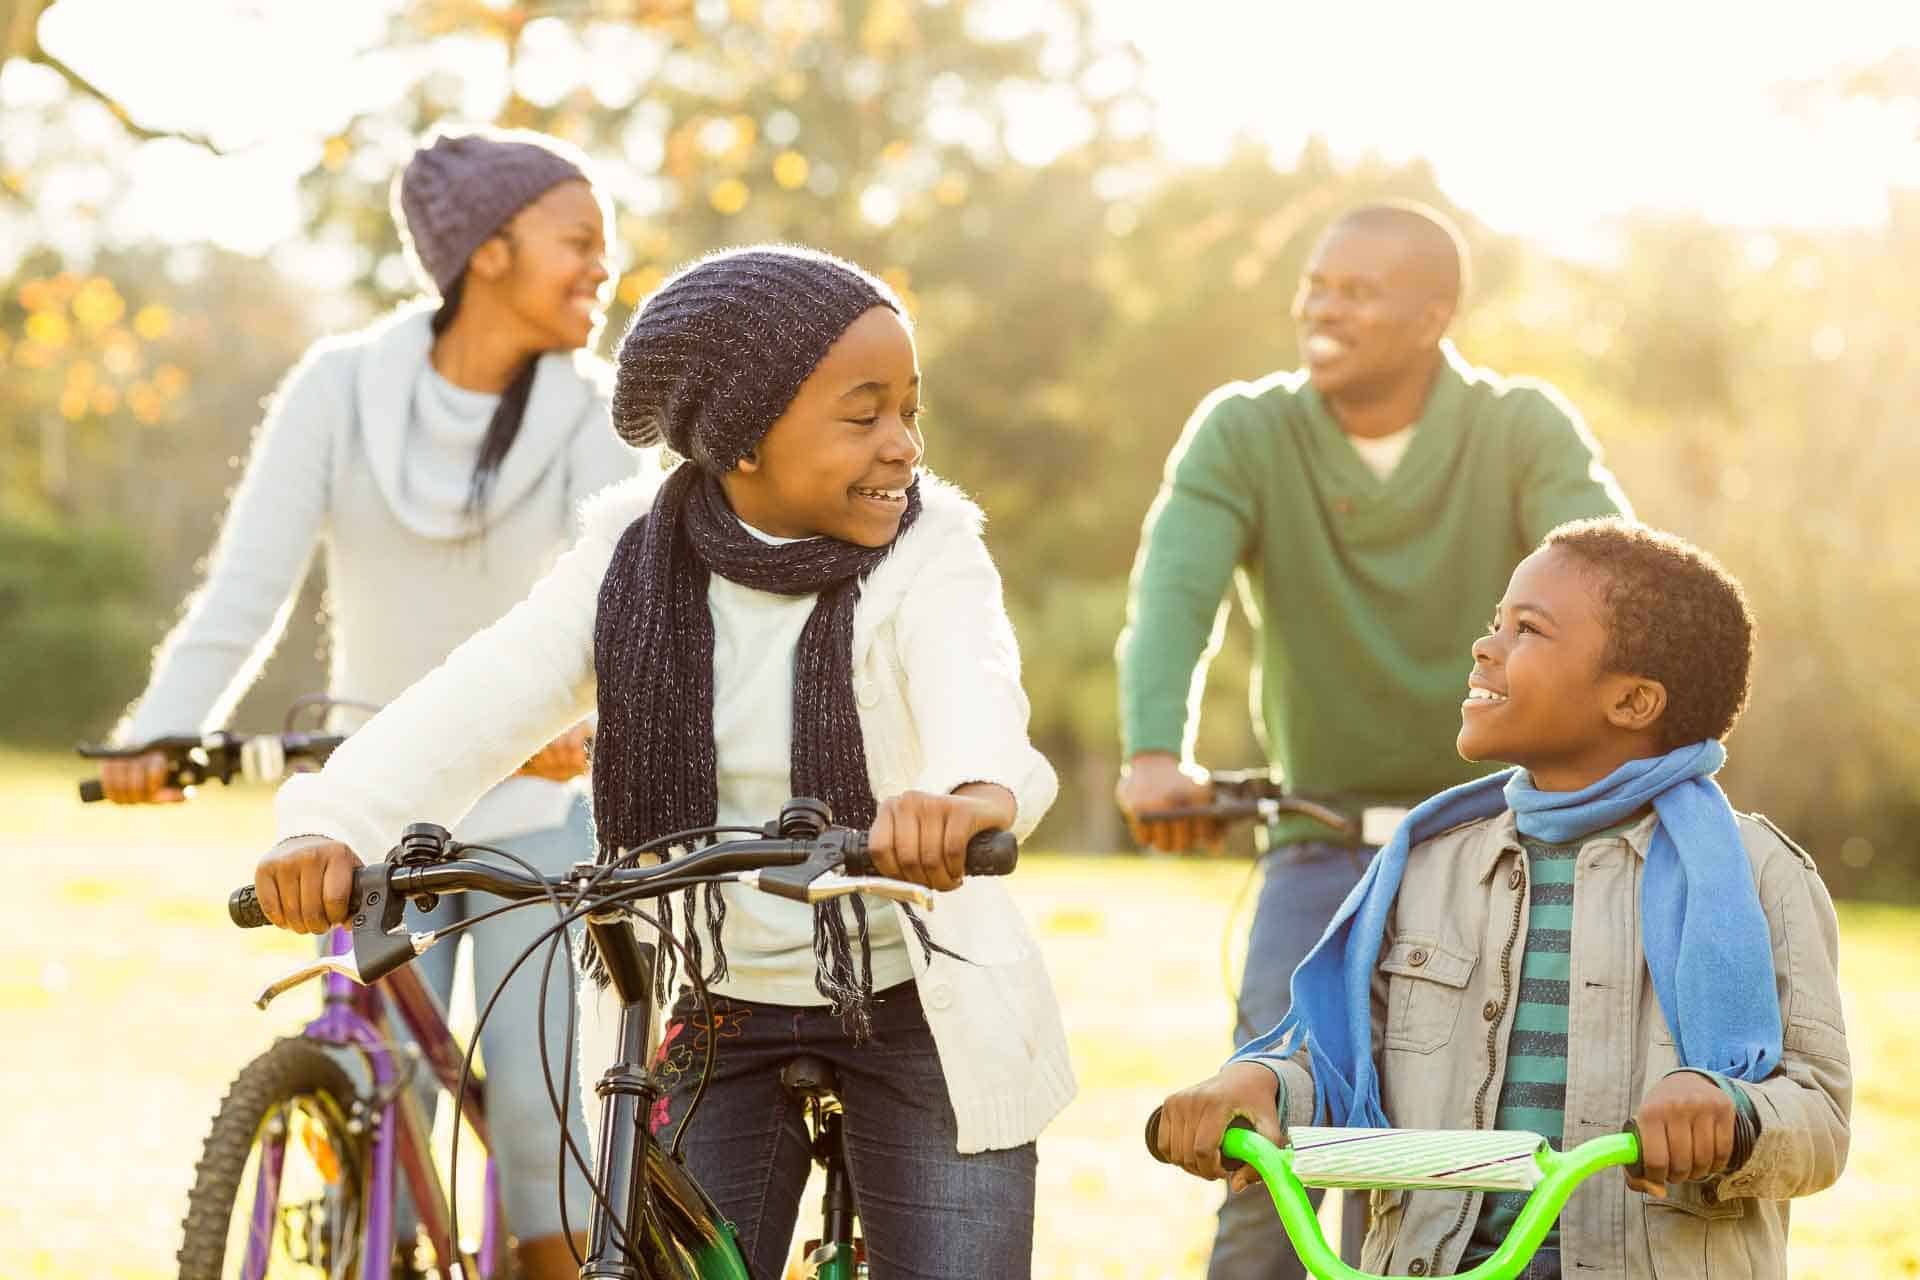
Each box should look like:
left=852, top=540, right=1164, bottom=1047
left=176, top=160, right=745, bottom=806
left=1219, top=1125, right=1643, bottom=1280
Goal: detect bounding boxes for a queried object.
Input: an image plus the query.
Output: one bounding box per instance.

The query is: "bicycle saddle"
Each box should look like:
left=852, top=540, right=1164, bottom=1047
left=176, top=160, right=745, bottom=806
left=780, top=1055, right=840, bottom=1103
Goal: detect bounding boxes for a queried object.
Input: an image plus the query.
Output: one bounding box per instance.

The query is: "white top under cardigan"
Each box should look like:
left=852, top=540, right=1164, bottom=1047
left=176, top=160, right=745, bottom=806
left=273, top=469, right=1077, bottom=1154
left=117, top=301, right=648, bottom=841
left=703, top=521, right=916, bottom=1003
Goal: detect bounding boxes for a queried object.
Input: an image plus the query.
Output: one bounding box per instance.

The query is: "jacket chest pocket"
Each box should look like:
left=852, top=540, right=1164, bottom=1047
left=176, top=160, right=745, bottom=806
left=1381, top=937, right=1476, bottom=1055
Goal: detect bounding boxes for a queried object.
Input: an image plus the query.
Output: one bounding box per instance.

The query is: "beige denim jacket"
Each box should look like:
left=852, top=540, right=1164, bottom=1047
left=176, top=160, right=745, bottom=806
left=1263, top=810, right=1851, bottom=1278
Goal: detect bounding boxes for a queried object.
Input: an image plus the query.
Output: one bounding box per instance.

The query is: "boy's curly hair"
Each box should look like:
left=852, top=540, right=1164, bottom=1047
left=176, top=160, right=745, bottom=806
left=1543, top=518, right=1754, bottom=751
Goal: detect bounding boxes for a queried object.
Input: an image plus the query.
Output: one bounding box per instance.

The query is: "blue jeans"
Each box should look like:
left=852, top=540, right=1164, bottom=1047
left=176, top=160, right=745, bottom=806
left=408, top=798, right=595, bottom=1240
left=1209, top=840, right=1374, bottom=1280
left=652, top=982, right=1037, bottom=1280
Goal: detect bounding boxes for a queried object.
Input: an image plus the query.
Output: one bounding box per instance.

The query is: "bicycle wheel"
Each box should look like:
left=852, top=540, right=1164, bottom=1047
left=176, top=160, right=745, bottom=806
left=178, top=1037, right=370, bottom=1280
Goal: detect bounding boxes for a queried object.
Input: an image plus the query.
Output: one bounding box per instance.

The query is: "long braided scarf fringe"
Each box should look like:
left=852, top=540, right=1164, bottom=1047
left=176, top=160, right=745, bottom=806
left=587, top=464, right=950, bottom=1038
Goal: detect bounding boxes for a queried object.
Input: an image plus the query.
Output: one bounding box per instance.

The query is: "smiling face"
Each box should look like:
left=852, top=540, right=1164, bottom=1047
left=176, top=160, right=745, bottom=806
left=1458, top=545, right=1669, bottom=790
left=469, top=179, right=610, bottom=351
left=1291, top=225, right=1451, bottom=403
left=719, top=306, right=924, bottom=547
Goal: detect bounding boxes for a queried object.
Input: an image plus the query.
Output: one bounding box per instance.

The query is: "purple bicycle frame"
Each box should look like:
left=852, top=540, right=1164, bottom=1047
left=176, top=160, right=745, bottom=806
left=240, top=928, right=508, bottom=1279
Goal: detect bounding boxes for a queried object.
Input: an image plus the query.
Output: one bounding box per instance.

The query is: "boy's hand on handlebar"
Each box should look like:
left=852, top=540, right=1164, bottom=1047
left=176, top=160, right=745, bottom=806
left=99, top=750, right=185, bottom=804
left=254, top=836, right=364, bottom=935
left=1154, top=1060, right=1286, bottom=1192
left=868, top=784, right=1014, bottom=892
left=517, top=722, right=592, bottom=781
left=1628, top=1071, right=1735, bottom=1198
left=1116, top=752, right=1222, bottom=853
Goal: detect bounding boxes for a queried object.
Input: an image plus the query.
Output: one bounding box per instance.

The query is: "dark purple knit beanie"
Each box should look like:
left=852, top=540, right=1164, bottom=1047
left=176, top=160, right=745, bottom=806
left=611, top=245, right=904, bottom=473
left=393, top=125, right=592, bottom=295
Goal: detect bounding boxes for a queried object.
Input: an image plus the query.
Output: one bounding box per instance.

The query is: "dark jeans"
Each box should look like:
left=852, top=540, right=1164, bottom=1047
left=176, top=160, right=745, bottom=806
left=652, top=982, right=1037, bottom=1280
left=1210, top=840, right=1374, bottom=1280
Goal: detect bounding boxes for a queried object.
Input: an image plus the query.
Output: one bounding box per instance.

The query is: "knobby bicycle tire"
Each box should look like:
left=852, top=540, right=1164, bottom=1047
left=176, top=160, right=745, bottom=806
left=178, top=1037, right=369, bottom=1280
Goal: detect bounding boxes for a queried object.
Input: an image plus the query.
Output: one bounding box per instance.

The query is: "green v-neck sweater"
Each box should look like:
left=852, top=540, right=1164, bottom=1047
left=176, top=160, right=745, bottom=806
left=1118, top=346, right=1632, bottom=844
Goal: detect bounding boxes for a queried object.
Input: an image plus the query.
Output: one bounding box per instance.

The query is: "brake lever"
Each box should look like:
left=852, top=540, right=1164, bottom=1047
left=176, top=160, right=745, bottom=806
left=252, top=928, right=439, bottom=1010
left=740, top=869, right=935, bottom=912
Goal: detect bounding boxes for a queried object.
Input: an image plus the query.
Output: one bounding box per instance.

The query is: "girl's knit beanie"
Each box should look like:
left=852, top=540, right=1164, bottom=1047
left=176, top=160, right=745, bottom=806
left=611, top=245, right=903, bottom=472
left=393, top=125, right=592, bottom=295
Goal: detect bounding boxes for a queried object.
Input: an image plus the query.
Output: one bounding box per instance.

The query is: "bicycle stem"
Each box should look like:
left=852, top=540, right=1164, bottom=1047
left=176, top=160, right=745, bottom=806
left=1220, top=1128, right=1643, bottom=1280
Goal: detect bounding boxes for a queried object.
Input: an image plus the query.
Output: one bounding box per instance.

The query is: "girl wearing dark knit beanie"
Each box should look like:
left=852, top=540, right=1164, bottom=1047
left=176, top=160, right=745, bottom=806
left=255, top=244, right=1074, bottom=1276
left=109, top=125, right=647, bottom=1280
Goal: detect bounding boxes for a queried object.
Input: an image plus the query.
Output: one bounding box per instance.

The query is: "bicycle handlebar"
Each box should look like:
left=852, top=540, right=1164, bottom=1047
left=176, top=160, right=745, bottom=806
left=1134, top=769, right=1359, bottom=837
left=227, top=822, right=1018, bottom=930
left=75, top=731, right=346, bottom=803
left=1143, top=1111, right=1645, bottom=1280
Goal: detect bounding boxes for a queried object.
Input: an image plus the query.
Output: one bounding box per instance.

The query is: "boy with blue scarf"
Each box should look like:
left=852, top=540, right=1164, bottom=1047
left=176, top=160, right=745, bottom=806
left=1153, top=519, right=1851, bottom=1279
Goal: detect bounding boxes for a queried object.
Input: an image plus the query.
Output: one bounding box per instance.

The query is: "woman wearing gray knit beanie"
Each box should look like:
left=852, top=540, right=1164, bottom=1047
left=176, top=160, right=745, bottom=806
left=105, top=124, right=648, bottom=1279
left=253, top=243, right=1073, bottom=1276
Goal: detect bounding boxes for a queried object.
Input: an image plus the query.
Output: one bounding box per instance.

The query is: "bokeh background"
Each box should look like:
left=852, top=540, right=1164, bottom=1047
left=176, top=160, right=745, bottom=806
left=2, top=1, right=1915, bottom=1275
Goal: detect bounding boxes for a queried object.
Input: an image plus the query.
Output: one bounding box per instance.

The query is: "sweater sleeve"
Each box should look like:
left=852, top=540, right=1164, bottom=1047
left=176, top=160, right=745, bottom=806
left=272, top=526, right=608, bottom=863
left=1708, top=838, right=1852, bottom=1202
left=1510, top=385, right=1635, bottom=544
left=1116, top=391, right=1260, bottom=760
left=116, top=347, right=344, bottom=744
left=892, top=527, right=1058, bottom=842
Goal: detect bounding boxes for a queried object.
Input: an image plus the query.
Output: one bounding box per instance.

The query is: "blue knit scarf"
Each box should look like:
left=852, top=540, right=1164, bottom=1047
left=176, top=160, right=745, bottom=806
left=1234, top=741, right=1782, bottom=1127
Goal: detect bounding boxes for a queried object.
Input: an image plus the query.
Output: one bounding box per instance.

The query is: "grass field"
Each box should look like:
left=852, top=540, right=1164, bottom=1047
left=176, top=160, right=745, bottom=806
left=4, top=750, right=1915, bottom=1277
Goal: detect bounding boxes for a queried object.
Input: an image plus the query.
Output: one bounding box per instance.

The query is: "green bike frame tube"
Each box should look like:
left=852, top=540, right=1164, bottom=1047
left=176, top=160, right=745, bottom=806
left=1219, top=1129, right=1642, bottom=1280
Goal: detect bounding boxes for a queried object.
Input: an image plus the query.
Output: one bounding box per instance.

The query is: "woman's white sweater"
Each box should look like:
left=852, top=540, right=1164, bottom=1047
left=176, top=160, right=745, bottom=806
left=273, top=469, right=1077, bottom=1153
left=118, top=301, right=646, bottom=839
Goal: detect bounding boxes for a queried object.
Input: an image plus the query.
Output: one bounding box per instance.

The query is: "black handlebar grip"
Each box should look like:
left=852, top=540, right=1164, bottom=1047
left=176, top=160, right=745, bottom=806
left=1145, top=1105, right=1170, bottom=1163
left=78, top=779, right=105, bottom=803
left=842, top=828, right=1018, bottom=877
left=229, top=885, right=271, bottom=929
left=964, top=829, right=1019, bottom=876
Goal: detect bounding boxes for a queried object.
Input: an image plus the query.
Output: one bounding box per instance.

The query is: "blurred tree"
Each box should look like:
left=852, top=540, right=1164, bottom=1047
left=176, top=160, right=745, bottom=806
left=0, top=0, right=1914, bottom=885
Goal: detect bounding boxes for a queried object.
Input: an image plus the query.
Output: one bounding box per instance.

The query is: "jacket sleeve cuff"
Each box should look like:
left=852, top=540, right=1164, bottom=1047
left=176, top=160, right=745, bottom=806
left=1240, top=1054, right=1316, bottom=1132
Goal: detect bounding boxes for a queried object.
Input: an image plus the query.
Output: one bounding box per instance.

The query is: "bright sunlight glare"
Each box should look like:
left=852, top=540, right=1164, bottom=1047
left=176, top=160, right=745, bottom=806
left=19, top=0, right=1920, bottom=261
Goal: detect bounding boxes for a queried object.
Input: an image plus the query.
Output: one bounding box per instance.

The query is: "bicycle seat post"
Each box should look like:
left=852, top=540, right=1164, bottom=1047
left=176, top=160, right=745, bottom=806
left=781, top=1056, right=860, bottom=1277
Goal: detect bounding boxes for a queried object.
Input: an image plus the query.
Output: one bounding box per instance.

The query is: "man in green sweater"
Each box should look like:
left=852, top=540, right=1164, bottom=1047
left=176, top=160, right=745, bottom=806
left=1115, top=202, right=1632, bottom=1279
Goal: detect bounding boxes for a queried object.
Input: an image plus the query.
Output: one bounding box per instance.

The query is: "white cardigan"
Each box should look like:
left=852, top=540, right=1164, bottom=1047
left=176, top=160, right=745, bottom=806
left=275, top=469, right=1077, bottom=1153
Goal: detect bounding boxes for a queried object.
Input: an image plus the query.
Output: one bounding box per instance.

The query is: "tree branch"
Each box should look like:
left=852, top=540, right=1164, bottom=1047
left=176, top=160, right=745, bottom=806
left=4, top=0, right=226, bottom=151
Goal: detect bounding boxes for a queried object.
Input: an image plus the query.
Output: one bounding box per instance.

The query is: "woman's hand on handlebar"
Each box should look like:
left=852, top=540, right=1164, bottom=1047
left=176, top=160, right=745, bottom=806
left=868, top=784, right=1014, bottom=893
left=517, top=722, right=592, bottom=782
left=1116, top=752, right=1223, bottom=853
left=98, top=750, right=185, bottom=804
left=1154, top=1060, right=1286, bottom=1192
left=254, top=835, right=364, bottom=935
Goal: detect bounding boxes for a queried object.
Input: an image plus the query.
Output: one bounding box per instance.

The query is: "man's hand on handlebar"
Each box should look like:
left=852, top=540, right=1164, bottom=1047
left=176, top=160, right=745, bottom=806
left=255, top=836, right=364, bottom=935
left=1153, top=1060, right=1287, bottom=1193
left=98, top=750, right=186, bottom=805
left=1116, top=752, right=1224, bottom=853
left=517, top=722, right=592, bottom=782
left=868, top=784, right=1015, bottom=893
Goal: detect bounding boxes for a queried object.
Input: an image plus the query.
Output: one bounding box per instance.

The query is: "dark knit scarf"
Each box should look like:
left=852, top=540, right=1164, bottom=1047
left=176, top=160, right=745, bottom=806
left=588, top=462, right=940, bottom=1035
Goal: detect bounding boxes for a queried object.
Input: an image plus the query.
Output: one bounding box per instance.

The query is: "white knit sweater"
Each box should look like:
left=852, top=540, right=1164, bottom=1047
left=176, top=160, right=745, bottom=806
left=118, top=301, right=647, bottom=839
left=274, top=469, right=1077, bottom=1153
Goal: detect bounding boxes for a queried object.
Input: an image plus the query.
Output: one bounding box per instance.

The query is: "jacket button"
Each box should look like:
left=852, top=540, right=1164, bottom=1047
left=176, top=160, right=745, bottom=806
left=1483, top=1000, right=1502, bottom=1022
left=1508, top=866, right=1525, bottom=890
left=925, top=982, right=955, bottom=1011
left=855, top=679, right=881, bottom=709
left=1333, top=497, right=1354, bottom=515
left=1407, top=949, right=1428, bottom=967
left=1408, top=1260, right=1429, bottom=1275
